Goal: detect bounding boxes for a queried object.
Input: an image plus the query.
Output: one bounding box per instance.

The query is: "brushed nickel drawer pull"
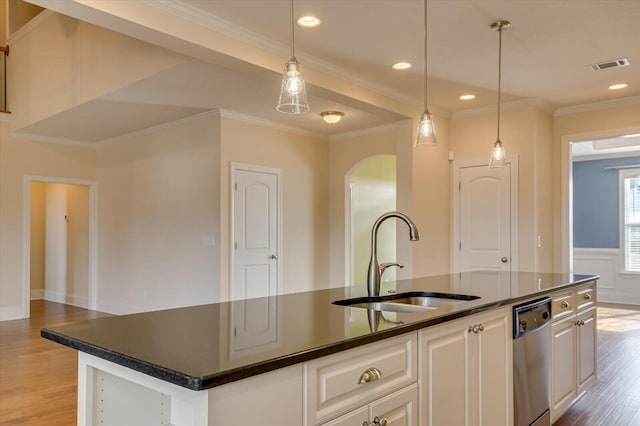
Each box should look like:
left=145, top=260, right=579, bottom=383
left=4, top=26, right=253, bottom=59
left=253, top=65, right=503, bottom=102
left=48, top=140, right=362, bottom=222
left=584, top=293, right=592, bottom=300
left=358, top=367, right=382, bottom=384
left=561, top=301, right=570, bottom=309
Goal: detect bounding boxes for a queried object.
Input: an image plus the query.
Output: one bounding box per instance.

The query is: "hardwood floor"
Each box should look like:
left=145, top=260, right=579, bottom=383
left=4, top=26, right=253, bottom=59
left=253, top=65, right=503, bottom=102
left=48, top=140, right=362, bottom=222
left=0, top=301, right=109, bottom=425
left=1, top=301, right=638, bottom=425
left=554, top=303, right=640, bottom=426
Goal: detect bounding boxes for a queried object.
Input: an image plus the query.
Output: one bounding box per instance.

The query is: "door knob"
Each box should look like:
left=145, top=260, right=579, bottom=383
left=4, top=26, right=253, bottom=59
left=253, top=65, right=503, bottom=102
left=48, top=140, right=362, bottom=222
left=501, top=256, right=508, bottom=263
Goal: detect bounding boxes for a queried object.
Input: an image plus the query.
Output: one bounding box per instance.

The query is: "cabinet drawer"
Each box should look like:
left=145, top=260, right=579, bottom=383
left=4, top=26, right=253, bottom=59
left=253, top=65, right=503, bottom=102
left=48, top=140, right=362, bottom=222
left=305, top=333, right=417, bottom=425
left=551, top=290, right=576, bottom=321
left=576, top=284, right=596, bottom=312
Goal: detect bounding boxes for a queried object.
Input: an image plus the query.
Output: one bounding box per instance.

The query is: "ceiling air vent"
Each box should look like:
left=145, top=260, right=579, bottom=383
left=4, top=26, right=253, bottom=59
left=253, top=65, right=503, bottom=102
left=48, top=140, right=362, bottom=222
left=590, top=58, right=630, bottom=71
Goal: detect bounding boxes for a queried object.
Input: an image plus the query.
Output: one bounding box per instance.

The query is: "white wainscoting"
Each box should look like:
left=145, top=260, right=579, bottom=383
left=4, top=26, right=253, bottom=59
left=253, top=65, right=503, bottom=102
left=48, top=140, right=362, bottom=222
left=574, top=248, right=640, bottom=305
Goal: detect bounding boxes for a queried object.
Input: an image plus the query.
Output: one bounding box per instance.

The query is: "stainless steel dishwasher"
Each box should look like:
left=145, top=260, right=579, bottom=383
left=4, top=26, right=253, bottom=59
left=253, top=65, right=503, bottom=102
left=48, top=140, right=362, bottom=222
left=513, top=297, right=552, bottom=426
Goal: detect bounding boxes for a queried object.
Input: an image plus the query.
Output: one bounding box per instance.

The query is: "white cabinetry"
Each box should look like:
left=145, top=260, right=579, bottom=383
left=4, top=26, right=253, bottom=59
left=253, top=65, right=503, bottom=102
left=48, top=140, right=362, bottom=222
left=323, top=385, right=418, bottom=426
left=418, top=307, right=512, bottom=426
left=550, top=283, right=597, bottom=422
left=305, top=333, right=417, bottom=426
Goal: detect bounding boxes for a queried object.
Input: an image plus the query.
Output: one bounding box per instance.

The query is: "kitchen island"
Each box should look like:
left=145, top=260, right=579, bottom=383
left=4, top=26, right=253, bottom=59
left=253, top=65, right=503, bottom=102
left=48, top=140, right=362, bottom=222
left=42, top=271, right=598, bottom=425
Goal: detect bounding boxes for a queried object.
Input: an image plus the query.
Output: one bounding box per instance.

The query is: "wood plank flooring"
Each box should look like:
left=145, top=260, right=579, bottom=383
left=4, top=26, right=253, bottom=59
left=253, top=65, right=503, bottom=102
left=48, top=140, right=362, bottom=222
left=0, top=301, right=638, bottom=425
left=0, top=301, right=110, bottom=425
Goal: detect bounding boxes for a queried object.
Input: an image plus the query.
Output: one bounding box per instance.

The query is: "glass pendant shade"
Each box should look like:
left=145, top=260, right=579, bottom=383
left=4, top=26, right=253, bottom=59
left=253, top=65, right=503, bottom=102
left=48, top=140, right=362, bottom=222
left=416, top=111, right=437, bottom=146
left=489, top=139, right=507, bottom=168
left=415, top=0, right=437, bottom=147
left=488, top=20, right=510, bottom=168
left=276, top=59, right=309, bottom=114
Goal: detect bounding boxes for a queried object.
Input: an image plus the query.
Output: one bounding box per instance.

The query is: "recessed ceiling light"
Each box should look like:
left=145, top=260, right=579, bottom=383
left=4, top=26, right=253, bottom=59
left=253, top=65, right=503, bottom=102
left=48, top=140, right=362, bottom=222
left=297, top=16, right=321, bottom=28
left=459, top=94, right=476, bottom=100
left=320, top=111, right=344, bottom=124
left=392, top=62, right=412, bottom=70
left=608, top=83, right=628, bottom=90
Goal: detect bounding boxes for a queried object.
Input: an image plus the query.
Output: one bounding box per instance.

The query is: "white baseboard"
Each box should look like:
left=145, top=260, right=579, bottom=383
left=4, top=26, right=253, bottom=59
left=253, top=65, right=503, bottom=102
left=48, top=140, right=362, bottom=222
left=44, top=289, right=88, bottom=309
left=30, top=289, right=44, bottom=300
left=597, top=290, right=640, bottom=306
left=0, top=305, right=27, bottom=321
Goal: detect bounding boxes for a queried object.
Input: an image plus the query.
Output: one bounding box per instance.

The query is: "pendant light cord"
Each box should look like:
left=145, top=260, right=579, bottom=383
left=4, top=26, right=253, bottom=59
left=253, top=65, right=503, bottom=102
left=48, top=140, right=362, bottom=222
left=289, top=0, right=295, bottom=59
left=496, top=24, right=503, bottom=141
left=423, top=0, right=428, bottom=111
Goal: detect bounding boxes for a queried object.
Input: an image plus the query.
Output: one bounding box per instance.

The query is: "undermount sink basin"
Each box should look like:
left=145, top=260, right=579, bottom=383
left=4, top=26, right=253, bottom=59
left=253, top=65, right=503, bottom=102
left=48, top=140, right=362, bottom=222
left=333, top=291, right=480, bottom=313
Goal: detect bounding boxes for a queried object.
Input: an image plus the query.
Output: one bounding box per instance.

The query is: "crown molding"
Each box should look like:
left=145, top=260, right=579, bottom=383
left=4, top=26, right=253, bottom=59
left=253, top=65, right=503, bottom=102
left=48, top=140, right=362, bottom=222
left=218, top=109, right=327, bottom=140
left=144, top=0, right=423, bottom=111
left=330, top=123, right=398, bottom=141
left=99, top=110, right=220, bottom=146
left=451, top=98, right=555, bottom=120
left=11, top=131, right=96, bottom=148
left=554, top=96, right=640, bottom=117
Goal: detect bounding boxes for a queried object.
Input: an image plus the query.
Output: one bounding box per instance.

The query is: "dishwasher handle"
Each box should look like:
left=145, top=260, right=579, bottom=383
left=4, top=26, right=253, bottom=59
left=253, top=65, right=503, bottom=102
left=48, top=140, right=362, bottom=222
left=513, top=297, right=552, bottom=339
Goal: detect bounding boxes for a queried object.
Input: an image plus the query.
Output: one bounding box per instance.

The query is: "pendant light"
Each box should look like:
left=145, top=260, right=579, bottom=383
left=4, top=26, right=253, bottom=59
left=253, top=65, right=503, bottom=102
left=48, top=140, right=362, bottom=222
left=488, top=20, right=510, bottom=168
left=276, top=0, right=309, bottom=114
left=416, top=0, right=437, bottom=146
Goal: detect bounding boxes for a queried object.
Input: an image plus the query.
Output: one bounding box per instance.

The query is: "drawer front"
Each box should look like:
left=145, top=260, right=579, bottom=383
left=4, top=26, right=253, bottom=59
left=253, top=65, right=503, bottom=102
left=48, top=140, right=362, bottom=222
left=305, top=333, right=417, bottom=425
left=551, top=290, right=576, bottom=321
left=576, top=284, right=596, bottom=311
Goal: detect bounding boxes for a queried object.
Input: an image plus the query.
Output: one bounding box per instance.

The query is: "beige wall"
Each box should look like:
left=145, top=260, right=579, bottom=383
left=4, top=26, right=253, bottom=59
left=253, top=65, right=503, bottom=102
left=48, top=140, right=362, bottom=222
left=29, top=181, right=45, bottom=297
left=0, top=0, right=8, bottom=44
left=552, top=102, right=640, bottom=272
left=0, top=118, right=95, bottom=320
left=220, top=116, right=330, bottom=298
left=412, top=113, right=452, bottom=277
left=8, top=11, right=185, bottom=132
left=65, top=184, right=90, bottom=305
left=7, top=0, right=43, bottom=35
left=450, top=105, right=554, bottom=272
left=96, top=114, right=221, bottom=314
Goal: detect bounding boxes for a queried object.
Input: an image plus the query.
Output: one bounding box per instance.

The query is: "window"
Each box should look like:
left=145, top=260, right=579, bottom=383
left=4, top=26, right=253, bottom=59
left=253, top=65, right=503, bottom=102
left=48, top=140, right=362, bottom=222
left=622, top=169, right=640, bottom=271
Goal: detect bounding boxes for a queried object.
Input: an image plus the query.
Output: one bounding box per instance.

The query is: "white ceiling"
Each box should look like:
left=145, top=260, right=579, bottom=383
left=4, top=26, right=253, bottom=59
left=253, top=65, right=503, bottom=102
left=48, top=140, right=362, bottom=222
left=19, top=0, right=640, bottom=142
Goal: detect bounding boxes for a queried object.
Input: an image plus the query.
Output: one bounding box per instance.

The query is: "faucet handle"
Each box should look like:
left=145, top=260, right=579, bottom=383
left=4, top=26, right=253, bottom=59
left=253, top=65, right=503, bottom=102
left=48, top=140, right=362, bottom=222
left=379, top=262, right=404, bottom=280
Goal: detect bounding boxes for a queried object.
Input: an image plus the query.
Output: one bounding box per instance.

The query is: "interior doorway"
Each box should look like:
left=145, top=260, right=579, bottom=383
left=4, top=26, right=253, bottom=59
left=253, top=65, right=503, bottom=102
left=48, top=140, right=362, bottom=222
left=23, top=176, right=97, bottom=318
left=346, top=155, right=397, bottom=286
left=452, top=158, right=519, bottom=274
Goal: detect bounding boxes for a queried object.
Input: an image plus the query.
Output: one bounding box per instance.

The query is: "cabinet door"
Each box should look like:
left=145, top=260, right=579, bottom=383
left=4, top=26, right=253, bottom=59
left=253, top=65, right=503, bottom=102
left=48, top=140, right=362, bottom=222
left=321, top=406, right=369, bottom=426
left=369, top=384, right=418, bottom=426
left=551, top=315, right=576, bottom=420
left=420, top=319, right=472, bottom=426
left=475, top=308, right=512, bottom=426
left=577, top=307, right=597, bottom=395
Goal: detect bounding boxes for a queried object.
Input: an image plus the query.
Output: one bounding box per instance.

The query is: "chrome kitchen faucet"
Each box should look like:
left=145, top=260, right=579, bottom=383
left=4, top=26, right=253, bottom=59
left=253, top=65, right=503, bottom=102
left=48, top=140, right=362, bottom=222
left=367, top=211, right=420, bottom=297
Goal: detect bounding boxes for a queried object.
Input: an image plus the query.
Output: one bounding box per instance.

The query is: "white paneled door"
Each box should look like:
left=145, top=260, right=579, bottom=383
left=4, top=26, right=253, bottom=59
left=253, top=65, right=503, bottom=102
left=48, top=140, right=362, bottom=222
left=457, top=163, right=514, bottom=272
left=231, top=164, right=281, bottom=301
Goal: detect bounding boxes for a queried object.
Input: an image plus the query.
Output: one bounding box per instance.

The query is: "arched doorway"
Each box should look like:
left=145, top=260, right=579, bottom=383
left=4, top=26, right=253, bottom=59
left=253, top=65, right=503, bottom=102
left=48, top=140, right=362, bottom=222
left=345, top=155, right=397, bottom=286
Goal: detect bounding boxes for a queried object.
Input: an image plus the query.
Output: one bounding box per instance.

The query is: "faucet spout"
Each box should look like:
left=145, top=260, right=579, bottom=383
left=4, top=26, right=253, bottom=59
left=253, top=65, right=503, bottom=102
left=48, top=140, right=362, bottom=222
left=367, top=211, right=420, bottom=298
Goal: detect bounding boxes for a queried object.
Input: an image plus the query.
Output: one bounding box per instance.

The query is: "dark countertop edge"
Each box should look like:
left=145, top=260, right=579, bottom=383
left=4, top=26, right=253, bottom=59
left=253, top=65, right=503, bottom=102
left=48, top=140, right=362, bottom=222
left=41, top=275, right=599, bottom=391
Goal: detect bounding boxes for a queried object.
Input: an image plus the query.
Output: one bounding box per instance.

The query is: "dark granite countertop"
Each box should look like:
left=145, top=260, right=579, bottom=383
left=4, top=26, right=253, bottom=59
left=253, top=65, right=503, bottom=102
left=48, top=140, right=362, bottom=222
left=41, top=271, right=598, bottom=391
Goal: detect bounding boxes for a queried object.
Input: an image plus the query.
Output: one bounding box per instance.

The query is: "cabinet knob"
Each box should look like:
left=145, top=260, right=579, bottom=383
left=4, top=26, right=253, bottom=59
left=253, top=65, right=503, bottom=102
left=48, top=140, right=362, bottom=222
left=373, top=416, right=387, bottom=426
left=584, top=293, right=592, bottom=300
left=501, top=256, right=509, bottom=263
left=478, top=324, right=485, bottom=332
left=358, top=367, right=382, bottom=384
left=576, top=319, right=585, bottom=326
left=561, top=301, right=570, bottom=309
left=270, top=254, right=278, bottom=260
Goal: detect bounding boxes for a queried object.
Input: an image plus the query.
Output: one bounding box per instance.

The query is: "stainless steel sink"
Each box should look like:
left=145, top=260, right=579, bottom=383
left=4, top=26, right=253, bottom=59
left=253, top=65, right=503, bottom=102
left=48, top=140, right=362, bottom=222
left=333, top=291, right=480, bottom=313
